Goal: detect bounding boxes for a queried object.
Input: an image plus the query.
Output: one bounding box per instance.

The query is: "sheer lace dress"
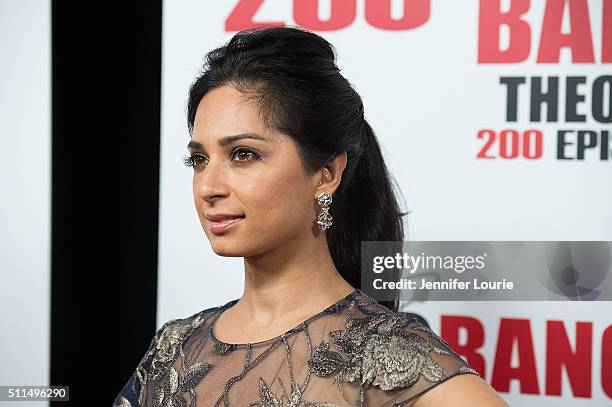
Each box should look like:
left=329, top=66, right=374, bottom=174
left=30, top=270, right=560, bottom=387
left=114, top=289, right=479, bottom=407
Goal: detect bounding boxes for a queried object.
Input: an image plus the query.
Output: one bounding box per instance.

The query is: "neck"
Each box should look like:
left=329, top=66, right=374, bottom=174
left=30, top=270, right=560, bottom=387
left=235, top=230, right=355, bottom=323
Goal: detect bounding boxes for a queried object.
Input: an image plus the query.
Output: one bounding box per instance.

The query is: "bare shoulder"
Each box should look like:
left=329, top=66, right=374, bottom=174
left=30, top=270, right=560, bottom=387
left=413, top=373, right=509, bottom=407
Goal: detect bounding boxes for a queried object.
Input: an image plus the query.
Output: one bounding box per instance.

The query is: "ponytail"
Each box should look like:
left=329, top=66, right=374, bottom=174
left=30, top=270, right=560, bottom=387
left=327, top=119, right=408, bottom=312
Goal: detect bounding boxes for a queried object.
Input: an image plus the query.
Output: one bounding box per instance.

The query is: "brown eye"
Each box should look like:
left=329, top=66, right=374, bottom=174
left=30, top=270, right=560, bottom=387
left=193, top=155, right=207, bottom=166
left=231, top=148, right=260, bottom=162
left=183, top=154, right=207, bottom=168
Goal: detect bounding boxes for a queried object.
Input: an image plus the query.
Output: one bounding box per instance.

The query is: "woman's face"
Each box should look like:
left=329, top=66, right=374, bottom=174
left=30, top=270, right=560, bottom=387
left=188, top=85, right=320, bottom=257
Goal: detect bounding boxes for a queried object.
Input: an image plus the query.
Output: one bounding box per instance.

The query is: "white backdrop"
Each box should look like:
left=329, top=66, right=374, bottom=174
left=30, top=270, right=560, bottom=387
left=159, top=1, right=611, bottom=405
left=0, top=1, right=50, bottom=405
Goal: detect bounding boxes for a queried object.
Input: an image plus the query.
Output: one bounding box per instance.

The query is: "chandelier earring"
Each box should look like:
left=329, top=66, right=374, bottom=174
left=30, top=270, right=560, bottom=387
left=316, top=192, right=333, bottom=231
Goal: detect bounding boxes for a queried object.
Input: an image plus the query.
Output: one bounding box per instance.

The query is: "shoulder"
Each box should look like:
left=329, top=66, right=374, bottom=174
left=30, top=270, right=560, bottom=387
left=308, top=306, right=481, bottom=405
left=156, top=305, right=220, bottom=346
left=362, top=311, right=480, bottom=391
left=146, top=307, right=216, bottom=376
left=143, top=304, right=226, bottom=380
left=113, top=305, right=221, bottom=407
left=412, top=373, right=510, bottom=407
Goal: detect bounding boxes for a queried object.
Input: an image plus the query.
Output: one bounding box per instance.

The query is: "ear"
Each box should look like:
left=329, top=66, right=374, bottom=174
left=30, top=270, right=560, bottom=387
left=314, top=151, right=348, bottom=196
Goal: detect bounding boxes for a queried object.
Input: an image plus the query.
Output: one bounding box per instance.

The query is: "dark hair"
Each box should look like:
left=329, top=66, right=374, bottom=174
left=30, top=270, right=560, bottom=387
left=186, top=26, right=408, bottom=312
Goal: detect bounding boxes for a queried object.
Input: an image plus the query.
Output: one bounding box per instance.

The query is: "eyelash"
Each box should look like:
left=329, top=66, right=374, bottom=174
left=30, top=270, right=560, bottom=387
left=183, top=147, right=261, bottom=168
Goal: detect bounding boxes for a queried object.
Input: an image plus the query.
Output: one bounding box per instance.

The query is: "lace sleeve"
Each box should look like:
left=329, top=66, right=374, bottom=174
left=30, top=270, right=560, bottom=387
left=359, top=312, right=480, bottom=406
left=113, top=320, right=177, bottom=407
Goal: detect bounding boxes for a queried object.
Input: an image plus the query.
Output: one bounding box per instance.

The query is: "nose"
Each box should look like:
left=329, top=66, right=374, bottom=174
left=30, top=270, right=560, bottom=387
left=193, top=157, right=229, bottom=204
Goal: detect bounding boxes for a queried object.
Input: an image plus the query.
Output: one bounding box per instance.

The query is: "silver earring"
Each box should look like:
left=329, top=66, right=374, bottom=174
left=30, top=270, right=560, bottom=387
left=316, top=192, right=333, bottom=231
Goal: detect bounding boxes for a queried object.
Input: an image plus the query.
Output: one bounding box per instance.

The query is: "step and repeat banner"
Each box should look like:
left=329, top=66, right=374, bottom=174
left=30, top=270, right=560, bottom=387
left=158, top=1, right=611, bottom=406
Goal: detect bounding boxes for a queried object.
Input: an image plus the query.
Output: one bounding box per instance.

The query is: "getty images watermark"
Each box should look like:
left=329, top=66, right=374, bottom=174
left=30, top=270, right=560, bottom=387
left=360, top=241, right=612, bottom=301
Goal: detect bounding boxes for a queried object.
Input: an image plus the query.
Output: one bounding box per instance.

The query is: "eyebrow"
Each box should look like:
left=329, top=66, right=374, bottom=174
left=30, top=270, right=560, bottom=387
left=187, top=133, right=268, bottom=150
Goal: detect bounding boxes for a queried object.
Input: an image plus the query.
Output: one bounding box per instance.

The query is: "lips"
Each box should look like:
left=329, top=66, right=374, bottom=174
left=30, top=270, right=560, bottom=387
left=205, top=213, right=246, bottom=235
left=205, top=213, right=245, bottom=221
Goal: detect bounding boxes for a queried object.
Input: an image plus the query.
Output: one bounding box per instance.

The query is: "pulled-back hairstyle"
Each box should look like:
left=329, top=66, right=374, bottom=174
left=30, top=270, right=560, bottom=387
left=187, top=26, right=408, bottom=312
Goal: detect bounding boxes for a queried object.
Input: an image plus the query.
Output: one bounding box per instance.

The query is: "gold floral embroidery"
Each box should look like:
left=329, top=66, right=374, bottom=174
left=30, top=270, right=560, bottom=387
left=209, top=340, right=234, bottom=356
left=457, top=365, right=479, bottom=375
left=113, top=312, right=210, bottom=407
left=152, top=361, right=214, bottom=407
left=254, top=377, right=337, bottom=407
left=114, top=396, right=133, bottom=407
left=180, top=361, right=214, bottom=391
left=307, top=312, right=464, bottom=391
left=150, top=314, right=207, bottom=381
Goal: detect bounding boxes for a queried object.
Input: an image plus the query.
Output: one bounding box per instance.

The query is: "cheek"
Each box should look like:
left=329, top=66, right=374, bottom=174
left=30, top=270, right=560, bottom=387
left=241, top=172, right=312, bottom=228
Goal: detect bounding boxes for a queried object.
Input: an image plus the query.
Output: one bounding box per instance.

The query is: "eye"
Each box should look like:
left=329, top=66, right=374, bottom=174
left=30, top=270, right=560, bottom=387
left=183, top=153, right=207, bottom=168
left=231, top=148, right=260, bottom=162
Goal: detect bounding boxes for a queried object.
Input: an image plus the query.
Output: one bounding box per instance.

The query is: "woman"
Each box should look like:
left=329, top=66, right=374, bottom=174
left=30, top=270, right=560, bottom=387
left=114, top=26, right=507, bottom=406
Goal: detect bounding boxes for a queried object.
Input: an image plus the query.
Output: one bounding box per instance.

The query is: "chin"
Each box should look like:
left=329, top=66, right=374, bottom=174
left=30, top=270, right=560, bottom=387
left=210, top=244, right=243, bottom=257
left=208, top=238, right=253, bottom=257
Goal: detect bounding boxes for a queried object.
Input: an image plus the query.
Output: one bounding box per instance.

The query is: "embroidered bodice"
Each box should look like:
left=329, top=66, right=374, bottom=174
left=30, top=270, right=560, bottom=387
left=114, top=289, right=478, bottom=407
